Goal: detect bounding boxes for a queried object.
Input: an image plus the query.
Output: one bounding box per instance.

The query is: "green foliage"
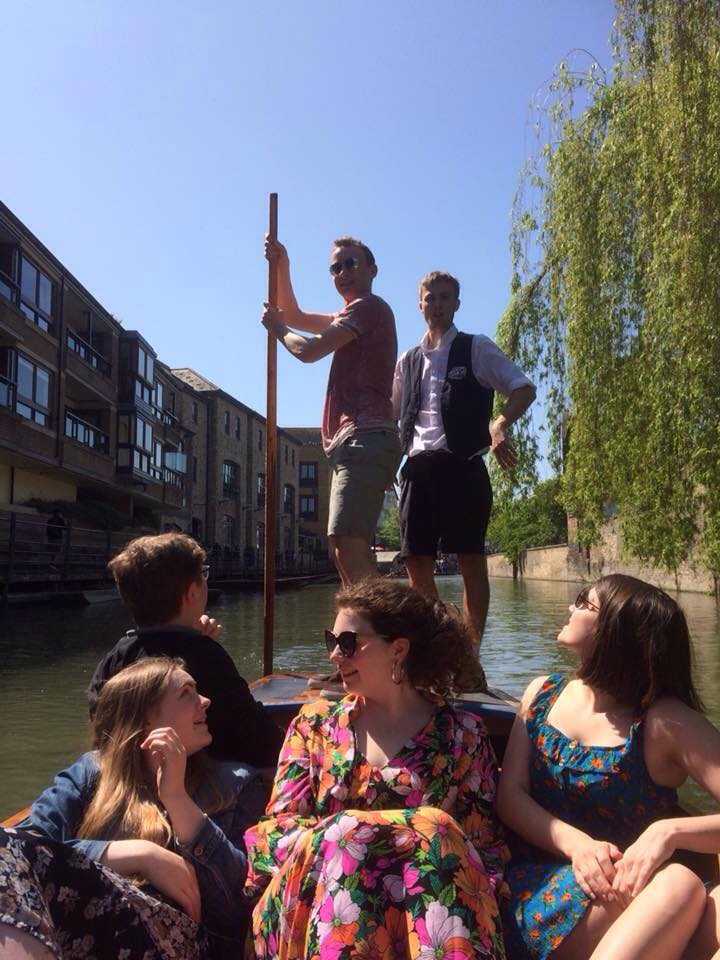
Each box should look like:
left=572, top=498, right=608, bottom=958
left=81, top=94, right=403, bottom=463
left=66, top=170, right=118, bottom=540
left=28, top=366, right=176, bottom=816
left=487, top=477, right=568, bottom=566
left=498, top=0, right=720, bottom=579
left=376, top=501, right=401, bottom=550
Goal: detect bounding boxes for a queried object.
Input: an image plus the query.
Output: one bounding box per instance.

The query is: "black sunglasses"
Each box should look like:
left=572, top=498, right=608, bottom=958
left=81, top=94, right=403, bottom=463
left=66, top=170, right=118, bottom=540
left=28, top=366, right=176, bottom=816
left=324, top=629, right=391, bottom=657
left=574, top=586, right=600, bottom=612
left=329, top=256, right=360, bottom=276
left=324, top=629, right=359, bottom=657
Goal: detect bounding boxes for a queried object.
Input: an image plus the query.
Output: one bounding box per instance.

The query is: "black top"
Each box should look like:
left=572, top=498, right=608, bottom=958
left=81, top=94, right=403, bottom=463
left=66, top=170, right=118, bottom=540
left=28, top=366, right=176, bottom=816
left=86, top=625, right=285, bottom=768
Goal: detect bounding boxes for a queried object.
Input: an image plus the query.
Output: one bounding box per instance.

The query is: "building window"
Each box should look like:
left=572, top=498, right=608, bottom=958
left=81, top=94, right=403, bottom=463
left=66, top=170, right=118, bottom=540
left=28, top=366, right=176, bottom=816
left=152, top=440, right=163, bottom=480
left=168, top=390, right=175, bottom=414
left=258, top=429, right=263, bottom=451
left=192, top=456, right=198, bottom=483
left=117, top=413, right=156, bottom=476
left=192, top=401, right=198, bottom=423
left=299, top=461, right=318, bottom=483
left=152, top=380, right=164, bottom=414
left=256, top=521, right=265, bottom=553
left=284, top=445, right=288, bottom=465
left=283, top=484, right=295, bottom=516
left=257, top=473, right=265, bottom=508
left=224, top=411, right=230, bottom=435
left=137, top=345, right=154, bottom=384
left=235, top=416, right=241, bottom=439
left=222, top=514, right=235, bottom=546
left=292, top=449, right=295, bottom=467
left=222, top=460, right=238, bottom=498
left=20, top=256, right=54, bottom=333
left=300, top=495, right=317, bottom=520
left=15, top=354, right=50, bottom=425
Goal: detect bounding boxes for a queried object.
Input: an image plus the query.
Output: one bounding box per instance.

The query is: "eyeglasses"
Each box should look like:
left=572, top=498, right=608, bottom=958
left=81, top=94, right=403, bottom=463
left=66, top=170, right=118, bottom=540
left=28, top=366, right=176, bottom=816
left=324, top=629, right=388, bottom=657
left=574, top=586, right=600, bottom=613
left=201, top=564, right=210, bottom=581
left=329, top=256, right=360, bottom=276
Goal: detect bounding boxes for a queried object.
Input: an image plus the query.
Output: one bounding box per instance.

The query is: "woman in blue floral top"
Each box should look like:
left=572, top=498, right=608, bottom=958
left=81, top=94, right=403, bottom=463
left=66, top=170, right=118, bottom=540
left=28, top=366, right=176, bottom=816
left=497, top=574, right=720, bottom=960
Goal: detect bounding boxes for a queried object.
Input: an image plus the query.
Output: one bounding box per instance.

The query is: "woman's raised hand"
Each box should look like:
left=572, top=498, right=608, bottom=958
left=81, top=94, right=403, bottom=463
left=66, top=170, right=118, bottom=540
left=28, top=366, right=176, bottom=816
left=611, top=820, right=676, bottom=903
left=569, top=833, right=622, bottom=901
left=140, top=726, right=188, bottom=804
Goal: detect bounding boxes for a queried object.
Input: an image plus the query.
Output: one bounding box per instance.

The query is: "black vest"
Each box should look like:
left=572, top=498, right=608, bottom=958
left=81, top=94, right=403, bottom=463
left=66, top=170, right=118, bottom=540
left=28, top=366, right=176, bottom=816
left=399, top=331, right=494, bottom=460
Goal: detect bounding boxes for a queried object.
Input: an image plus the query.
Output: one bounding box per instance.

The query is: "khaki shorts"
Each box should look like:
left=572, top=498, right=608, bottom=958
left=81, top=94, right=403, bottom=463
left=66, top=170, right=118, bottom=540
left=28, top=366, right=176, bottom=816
left=328, top=430, right=401, bottom=543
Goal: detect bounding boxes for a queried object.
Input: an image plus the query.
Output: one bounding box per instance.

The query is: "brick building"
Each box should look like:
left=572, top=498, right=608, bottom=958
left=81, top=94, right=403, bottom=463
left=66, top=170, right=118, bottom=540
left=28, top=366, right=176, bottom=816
left=0, top=199, right=330, bottom=570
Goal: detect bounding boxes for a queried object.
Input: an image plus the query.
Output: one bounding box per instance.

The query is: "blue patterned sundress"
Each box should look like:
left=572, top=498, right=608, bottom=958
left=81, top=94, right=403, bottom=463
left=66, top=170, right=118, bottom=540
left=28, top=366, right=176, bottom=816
left=502, top=673, right=677, bottom=960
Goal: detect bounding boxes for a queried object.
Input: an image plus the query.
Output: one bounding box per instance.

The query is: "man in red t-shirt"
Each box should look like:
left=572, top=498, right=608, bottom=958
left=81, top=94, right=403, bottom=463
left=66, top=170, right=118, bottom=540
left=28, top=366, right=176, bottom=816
left=262, top=235, right=400, bottom=585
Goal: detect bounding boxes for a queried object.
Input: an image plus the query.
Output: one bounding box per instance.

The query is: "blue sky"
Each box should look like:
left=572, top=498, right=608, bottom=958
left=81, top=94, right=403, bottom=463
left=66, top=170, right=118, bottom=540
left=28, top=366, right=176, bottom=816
left=3, top=0, right=614, bottom=429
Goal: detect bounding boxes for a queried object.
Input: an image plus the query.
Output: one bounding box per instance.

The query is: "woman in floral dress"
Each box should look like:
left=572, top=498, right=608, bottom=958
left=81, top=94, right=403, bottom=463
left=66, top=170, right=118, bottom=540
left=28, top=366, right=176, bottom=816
left=498, top=575, right=720, bottom=960
left=0, top=658, right=264, bottom=959
left=244, top=579, right=508, bottom=960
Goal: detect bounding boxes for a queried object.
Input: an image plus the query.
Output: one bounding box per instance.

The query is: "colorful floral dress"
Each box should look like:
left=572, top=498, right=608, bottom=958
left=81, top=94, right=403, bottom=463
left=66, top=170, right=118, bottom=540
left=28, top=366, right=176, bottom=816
left=244, top=696, right=509, bottom=960
left=502, top=675, right=677, bottom=960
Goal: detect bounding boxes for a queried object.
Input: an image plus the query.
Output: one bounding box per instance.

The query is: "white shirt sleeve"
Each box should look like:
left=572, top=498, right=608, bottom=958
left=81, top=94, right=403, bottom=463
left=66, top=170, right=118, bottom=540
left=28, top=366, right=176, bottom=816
left=471, top=334, right=535, bottom=396
left=391, top=352, right=407, bottom=422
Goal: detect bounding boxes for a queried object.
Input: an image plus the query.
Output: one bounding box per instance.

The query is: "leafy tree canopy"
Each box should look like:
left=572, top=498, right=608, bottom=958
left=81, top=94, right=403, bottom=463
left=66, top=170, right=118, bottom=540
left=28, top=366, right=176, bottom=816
left=496, top=0, right=720, bottom=584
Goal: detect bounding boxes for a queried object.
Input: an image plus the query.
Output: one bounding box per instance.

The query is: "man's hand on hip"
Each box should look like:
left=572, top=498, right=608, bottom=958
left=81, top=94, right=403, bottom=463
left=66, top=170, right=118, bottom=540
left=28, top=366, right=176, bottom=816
left=490, top=416, right=517, bottom=470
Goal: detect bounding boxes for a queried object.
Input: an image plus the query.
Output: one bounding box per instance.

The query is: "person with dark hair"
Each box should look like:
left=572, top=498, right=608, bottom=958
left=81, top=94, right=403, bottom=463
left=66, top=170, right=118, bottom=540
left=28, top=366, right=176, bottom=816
left=392, top=270, right=535, bottom=678
left=244, top=579, right=508, bottom=960
left=261, top=235, right=400, bottom=586
left=497, top=574, right=720, bottom=960
left=0, top=658, right=265, bottom=959
left=87, top=533, right=285, bottom=767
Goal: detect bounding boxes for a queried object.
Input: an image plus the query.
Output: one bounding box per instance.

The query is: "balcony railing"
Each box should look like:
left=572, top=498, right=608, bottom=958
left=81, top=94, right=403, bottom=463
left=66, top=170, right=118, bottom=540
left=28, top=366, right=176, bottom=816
left=163, top=466, right=185, bottom=489
left=0, top=269, right=19, bottom=306
left=0, top=375, right=15, bottom=410
left=66, top=330, right=112, bottom=377
left=64, top=411, right=110, bottom=454
left=223, top=483, right=239, bottom=499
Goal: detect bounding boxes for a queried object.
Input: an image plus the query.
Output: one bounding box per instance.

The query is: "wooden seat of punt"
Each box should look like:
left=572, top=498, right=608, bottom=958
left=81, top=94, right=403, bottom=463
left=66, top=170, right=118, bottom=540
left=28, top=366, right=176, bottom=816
left=3, top=673, right=718, bottom=885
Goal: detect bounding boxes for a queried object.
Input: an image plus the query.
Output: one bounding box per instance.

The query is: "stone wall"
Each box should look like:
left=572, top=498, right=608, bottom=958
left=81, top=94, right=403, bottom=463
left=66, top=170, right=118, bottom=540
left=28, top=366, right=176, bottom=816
left=487, top=518, right=715, bottom=595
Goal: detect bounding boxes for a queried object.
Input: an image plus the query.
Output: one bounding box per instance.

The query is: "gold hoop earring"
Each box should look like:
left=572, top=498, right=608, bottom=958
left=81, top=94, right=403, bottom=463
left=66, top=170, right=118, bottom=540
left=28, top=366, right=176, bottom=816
left=391, top=661, right=406, bottom=685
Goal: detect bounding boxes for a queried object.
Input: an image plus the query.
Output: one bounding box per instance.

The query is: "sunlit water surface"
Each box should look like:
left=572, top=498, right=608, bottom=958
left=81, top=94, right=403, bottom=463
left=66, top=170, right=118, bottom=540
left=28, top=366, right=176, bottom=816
left=1, top=576, right=718, bottom=817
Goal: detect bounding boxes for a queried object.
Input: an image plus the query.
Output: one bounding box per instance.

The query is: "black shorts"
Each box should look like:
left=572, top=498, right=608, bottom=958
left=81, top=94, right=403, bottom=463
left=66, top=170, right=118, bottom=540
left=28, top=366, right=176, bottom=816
left=399, top=451, right=492, bottom=558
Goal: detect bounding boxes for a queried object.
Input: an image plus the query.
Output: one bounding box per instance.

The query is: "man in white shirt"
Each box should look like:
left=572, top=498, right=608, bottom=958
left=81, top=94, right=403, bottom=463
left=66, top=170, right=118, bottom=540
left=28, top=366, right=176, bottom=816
left=392, top=271, right=535, bottom=682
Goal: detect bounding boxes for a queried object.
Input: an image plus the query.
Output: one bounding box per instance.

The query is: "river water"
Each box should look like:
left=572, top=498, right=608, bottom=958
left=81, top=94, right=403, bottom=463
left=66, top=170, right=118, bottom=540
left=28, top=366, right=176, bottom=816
left=1, top=576, right=719, bottom=819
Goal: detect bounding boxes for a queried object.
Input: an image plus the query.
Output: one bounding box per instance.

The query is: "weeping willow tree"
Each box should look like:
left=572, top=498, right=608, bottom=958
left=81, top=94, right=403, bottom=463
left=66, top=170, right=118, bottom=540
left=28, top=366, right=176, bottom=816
left=496, top=0, right=720, bottom=592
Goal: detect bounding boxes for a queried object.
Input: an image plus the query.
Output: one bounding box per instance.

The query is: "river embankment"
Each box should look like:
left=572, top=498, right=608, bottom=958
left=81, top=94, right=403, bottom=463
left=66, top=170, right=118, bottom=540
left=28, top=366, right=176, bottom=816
left=487, top=518, right=716, bottom=596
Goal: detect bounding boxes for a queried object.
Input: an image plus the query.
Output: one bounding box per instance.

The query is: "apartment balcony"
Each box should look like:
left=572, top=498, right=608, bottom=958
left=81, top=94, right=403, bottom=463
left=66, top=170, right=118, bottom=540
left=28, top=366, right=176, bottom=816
left=0, top=290, right=25, bottom=345
left=65, top=329, right=115, bottom=402
left=163, top=467, right=186, bottom=508
left=63, top=411, right=114, bottom=482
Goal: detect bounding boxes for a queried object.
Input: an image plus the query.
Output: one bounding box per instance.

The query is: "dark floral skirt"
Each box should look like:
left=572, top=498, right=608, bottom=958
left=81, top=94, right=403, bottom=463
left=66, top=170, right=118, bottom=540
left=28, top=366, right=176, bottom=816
left=0, top=827, right=208, bottom=959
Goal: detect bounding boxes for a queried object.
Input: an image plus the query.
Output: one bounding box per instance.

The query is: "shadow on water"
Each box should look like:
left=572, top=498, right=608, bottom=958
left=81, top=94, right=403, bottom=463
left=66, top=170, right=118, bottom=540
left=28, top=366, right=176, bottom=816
left=1, top=577, right=719, bottom=818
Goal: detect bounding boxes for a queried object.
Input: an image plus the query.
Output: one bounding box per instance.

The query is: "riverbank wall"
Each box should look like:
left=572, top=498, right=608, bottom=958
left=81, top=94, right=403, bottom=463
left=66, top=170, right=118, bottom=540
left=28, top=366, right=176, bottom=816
left=487, top=518, right=716, bottom=595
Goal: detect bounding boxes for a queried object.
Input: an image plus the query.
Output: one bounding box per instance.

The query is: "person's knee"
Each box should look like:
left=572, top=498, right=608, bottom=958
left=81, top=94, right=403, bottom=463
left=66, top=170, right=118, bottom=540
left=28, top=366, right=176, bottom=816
left=652, top=863, right=706, bottom=914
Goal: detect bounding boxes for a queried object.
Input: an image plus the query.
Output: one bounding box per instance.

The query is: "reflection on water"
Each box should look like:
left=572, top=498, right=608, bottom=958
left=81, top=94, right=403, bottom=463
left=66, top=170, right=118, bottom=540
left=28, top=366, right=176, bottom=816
left=1, top=577, right=719, bottom=817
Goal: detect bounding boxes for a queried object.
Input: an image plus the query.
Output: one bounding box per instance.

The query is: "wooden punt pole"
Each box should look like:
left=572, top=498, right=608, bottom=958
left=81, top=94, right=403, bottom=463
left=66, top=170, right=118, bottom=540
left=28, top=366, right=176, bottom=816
left=263, top=193, right=278, bottom=676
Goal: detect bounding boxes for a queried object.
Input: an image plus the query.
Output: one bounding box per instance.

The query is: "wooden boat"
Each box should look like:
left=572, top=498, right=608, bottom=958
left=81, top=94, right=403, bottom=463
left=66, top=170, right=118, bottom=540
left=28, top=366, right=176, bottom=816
left=4, top=674, right=718, bottom=887
left=1, top=673, right=518, bottom=829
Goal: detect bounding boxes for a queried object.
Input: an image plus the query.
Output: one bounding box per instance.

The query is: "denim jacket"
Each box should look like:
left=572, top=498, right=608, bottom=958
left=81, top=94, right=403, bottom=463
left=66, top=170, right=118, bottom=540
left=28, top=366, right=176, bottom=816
left=17, top=751, right=266, bottom=942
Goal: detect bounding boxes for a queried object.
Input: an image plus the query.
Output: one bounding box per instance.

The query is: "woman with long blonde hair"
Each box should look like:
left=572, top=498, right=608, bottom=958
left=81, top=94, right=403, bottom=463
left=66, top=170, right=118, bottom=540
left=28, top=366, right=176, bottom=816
left=0, top=657, right=264, bottom=960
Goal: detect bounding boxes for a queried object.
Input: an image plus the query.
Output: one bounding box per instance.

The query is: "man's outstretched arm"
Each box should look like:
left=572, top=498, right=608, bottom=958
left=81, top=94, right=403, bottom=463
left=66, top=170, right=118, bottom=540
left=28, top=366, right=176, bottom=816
left=265, top=236, right=335, bottom=334
left=262, top=303, right=355, bottom=363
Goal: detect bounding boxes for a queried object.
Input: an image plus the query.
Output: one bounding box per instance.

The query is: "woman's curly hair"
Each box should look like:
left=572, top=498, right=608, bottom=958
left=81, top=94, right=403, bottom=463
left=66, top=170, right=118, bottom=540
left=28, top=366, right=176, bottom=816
left=335, top=579, right=476, bottom=698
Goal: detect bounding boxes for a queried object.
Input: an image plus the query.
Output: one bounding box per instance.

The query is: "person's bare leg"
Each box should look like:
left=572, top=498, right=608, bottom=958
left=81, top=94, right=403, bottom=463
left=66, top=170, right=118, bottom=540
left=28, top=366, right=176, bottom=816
left=552, top=863, right=705, bottom=960
left=0, top=925, right=55, bottom=960
left=329, top=535, right=377, bottom=586
left=404, top=556, right=439, bottom=599
left=457, top=554, right=489, bottom=644
left=682, top=884, right=720, bottom=959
